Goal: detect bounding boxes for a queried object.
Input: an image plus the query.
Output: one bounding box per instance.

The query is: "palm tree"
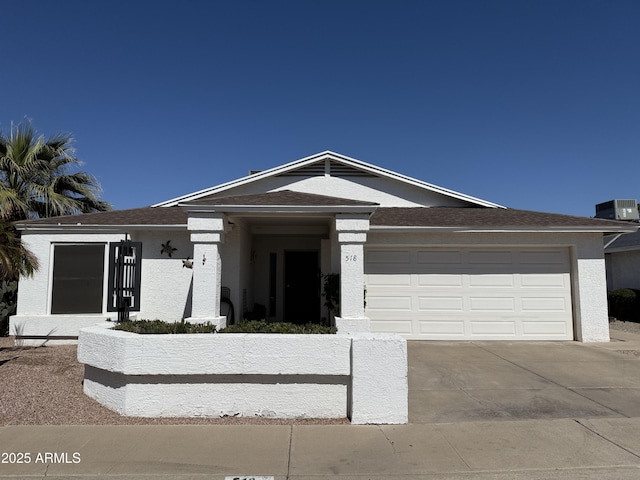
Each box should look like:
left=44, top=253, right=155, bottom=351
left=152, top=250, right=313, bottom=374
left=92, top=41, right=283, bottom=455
left=0, top=122, right=111, bottom=278
left=0, top=122, right=111, bottom=222
left=0, top=217, right=38, bottom=335
left=0, top=218, right=38, bottom=281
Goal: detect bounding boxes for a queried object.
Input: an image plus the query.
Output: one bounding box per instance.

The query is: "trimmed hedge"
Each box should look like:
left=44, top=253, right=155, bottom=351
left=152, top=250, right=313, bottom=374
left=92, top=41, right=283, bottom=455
left=220, top=320, right=336, bottom=334
left=113, top=319, right=336, bottom=334
left=608, top=288, right=640, bottom=322
left=114, top=319, right=216, bottom=334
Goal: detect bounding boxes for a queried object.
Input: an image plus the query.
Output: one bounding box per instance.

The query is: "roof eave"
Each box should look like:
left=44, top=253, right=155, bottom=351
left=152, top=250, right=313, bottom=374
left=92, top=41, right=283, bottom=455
left=605, top=245, right=640, bottom=253
left=180, top=203, right=378, bottom=214
left=17, top=224, right=187, bottom=232
left=370, top=225, right=638, bottom=233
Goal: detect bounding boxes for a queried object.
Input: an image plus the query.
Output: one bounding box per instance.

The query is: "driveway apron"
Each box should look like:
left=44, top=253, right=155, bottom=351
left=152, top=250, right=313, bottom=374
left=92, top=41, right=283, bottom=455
left=408, top=338, right=640, bottom=424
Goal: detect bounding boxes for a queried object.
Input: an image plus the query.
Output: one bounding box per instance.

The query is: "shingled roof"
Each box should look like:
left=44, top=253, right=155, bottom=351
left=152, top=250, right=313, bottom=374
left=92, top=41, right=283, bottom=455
left=16, top=204, right=635, bottom=233
left=181, top=190, right=379, bottom=207
left=15, top=206, right=188, bottom=227
left=14, top=191, right=376, bottom=229
left=370, top=207, right=636, bottom=231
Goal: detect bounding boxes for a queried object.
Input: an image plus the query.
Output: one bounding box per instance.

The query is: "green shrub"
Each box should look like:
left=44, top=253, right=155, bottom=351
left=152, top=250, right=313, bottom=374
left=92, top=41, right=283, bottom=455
left=322, top=273, right=340, bottom=316
left=0, top=280, right=18, bottom=337
left=219, top=320, right=337, bottom=334
left=608, top=288, right=640, bottom=322
left=113, top=319, right=336, bottom=334
left=114, top=319, right=216, bottom=334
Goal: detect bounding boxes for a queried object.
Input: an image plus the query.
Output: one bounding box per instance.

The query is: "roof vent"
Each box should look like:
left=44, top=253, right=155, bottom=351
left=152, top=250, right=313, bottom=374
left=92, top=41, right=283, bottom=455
left=595, top=199, right=639, bottom=221
left=248, top=170, right=262, bottom=175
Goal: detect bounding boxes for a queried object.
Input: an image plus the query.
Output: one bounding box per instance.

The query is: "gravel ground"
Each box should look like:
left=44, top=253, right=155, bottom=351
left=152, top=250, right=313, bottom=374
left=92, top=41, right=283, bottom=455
left=609, top=318, right=640, bottom=335
left=2, top=322, right=639, bottom=426
left=0, top=335, right=348, bottom=426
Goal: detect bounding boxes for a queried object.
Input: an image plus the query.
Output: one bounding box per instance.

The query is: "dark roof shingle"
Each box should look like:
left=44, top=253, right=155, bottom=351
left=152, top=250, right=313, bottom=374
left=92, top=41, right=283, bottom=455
left=16, top=206, right=188, bottom=227
left=370, top=207, right=636, bottom=230
left=182, top=190, right=379, bottom=207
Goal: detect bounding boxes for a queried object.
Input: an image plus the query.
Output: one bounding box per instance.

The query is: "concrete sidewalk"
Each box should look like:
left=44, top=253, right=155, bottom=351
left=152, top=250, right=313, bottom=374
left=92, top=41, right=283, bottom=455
left=1, top=420, right=640, bottom=479
left=2, top=329, right=640, bottom=479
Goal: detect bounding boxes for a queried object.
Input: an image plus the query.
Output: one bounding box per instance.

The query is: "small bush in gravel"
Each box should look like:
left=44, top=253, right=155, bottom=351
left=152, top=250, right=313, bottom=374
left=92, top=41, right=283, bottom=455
left=0, top=280, right=18, bottom=337
left=608, top=288, right=640, bottom=322
left=219, top=320, right=336, bottom=334
left=114, top=319, right=216, bottom=334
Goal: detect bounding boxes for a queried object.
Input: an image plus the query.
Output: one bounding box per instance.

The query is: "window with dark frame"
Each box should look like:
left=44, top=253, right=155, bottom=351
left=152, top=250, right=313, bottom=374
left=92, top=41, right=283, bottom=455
left=51, top=244, right=105, bottom=314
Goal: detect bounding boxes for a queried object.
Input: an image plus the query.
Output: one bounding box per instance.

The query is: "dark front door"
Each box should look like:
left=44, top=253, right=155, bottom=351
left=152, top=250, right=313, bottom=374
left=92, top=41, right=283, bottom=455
left=284, top=251, right=320, bottom=324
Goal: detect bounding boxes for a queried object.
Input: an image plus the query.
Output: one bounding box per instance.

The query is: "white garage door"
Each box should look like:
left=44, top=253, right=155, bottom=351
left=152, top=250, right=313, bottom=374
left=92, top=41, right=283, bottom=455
left=365, top=248, right=573, bottom=340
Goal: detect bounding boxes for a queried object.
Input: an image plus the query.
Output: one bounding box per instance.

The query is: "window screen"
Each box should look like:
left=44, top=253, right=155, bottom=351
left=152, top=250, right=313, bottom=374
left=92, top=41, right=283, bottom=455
left=51, top=244, right=105, bottom=314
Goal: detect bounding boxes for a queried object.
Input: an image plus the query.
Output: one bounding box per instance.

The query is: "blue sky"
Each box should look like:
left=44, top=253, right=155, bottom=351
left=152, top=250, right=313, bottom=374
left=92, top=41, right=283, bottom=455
left=2, top=0, right=639, bottom=216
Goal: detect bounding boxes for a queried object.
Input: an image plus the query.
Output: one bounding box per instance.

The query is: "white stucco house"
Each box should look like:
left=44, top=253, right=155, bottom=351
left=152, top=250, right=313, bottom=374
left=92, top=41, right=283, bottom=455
left=10, top=151, right=636, bottom=344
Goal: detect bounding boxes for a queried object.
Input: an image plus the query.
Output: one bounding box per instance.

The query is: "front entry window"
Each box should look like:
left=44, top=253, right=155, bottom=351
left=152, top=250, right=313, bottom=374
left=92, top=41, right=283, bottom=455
left=51, top=244, right=105, bottom=314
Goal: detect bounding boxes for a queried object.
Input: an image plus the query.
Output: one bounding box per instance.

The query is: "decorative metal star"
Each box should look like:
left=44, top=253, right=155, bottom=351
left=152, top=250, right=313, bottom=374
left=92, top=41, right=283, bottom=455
left=160, top=240, right=177, bottom=257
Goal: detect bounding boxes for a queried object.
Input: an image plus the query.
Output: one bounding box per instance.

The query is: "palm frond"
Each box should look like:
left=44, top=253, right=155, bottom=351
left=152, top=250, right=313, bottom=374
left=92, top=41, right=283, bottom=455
left=0, top=120, right=112, bottom=220
left=0, top=121, right=111, bottom=278
left=0, top=219, right=39, bottom=280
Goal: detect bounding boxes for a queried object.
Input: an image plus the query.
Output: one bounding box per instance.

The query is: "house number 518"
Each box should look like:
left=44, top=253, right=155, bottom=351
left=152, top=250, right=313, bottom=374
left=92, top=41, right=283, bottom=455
left=345, top=255, right=358, bottom=262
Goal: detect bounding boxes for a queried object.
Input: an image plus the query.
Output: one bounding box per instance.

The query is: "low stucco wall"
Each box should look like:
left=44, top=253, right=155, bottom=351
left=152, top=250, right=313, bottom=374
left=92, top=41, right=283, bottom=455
left=77, top=325, right=408, bottom=424
left=10, top=316, right=111, bottom=346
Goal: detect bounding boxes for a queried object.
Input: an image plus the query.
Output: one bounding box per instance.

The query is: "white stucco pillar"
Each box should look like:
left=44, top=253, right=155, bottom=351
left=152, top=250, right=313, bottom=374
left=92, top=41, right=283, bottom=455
left=334, top=214, right=370, bottom=334
left=186, top=213, right=227, bottom=329
left=572, top=236, right=610, bottom=342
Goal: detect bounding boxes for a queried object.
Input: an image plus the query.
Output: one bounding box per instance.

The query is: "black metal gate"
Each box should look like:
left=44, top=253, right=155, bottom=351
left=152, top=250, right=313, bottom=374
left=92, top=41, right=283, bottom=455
left=107, top=240, right=142, bottom=322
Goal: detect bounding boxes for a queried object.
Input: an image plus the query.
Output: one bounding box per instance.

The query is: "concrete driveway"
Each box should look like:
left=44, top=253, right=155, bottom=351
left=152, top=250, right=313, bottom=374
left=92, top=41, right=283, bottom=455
left=408, top=329, right=640, bottom=424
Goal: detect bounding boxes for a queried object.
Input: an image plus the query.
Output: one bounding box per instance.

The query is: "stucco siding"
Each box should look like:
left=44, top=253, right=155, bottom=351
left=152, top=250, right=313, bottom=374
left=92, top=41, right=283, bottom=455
left=12, top=220, right=612, bottom=344
left=12, top=230, right=196, bottom=342
left=15, top=234, right=52, bottom=316
left=218, top=220, right=241, bottom=323
left=571, top=234, right=609, bottom=342
left=132, top=230, right=193, bottom=321
left=199, top=175, right=471, bottom=208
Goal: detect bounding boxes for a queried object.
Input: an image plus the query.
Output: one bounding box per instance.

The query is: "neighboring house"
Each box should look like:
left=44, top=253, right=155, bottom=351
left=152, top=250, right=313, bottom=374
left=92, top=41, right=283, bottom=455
left=10, top=151, right=637, bottom=344
left=604, top=230, right=640, bottom=291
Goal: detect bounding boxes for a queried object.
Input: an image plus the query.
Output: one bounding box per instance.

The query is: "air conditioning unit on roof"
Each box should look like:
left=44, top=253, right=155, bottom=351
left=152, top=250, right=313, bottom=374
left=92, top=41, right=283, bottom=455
left=595, top=199, right=639, bottom=221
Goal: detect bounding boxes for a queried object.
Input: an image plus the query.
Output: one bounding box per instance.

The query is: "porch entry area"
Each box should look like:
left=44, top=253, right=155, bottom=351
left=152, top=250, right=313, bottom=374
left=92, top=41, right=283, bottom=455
left=185, top=206, right=372, bottom=330
left=247, top=234, right=324, bottom=324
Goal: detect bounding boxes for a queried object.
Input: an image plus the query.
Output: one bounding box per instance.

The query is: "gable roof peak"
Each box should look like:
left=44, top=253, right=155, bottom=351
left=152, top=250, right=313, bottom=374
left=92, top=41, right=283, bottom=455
left=153, top=151, right=504, bottom=209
